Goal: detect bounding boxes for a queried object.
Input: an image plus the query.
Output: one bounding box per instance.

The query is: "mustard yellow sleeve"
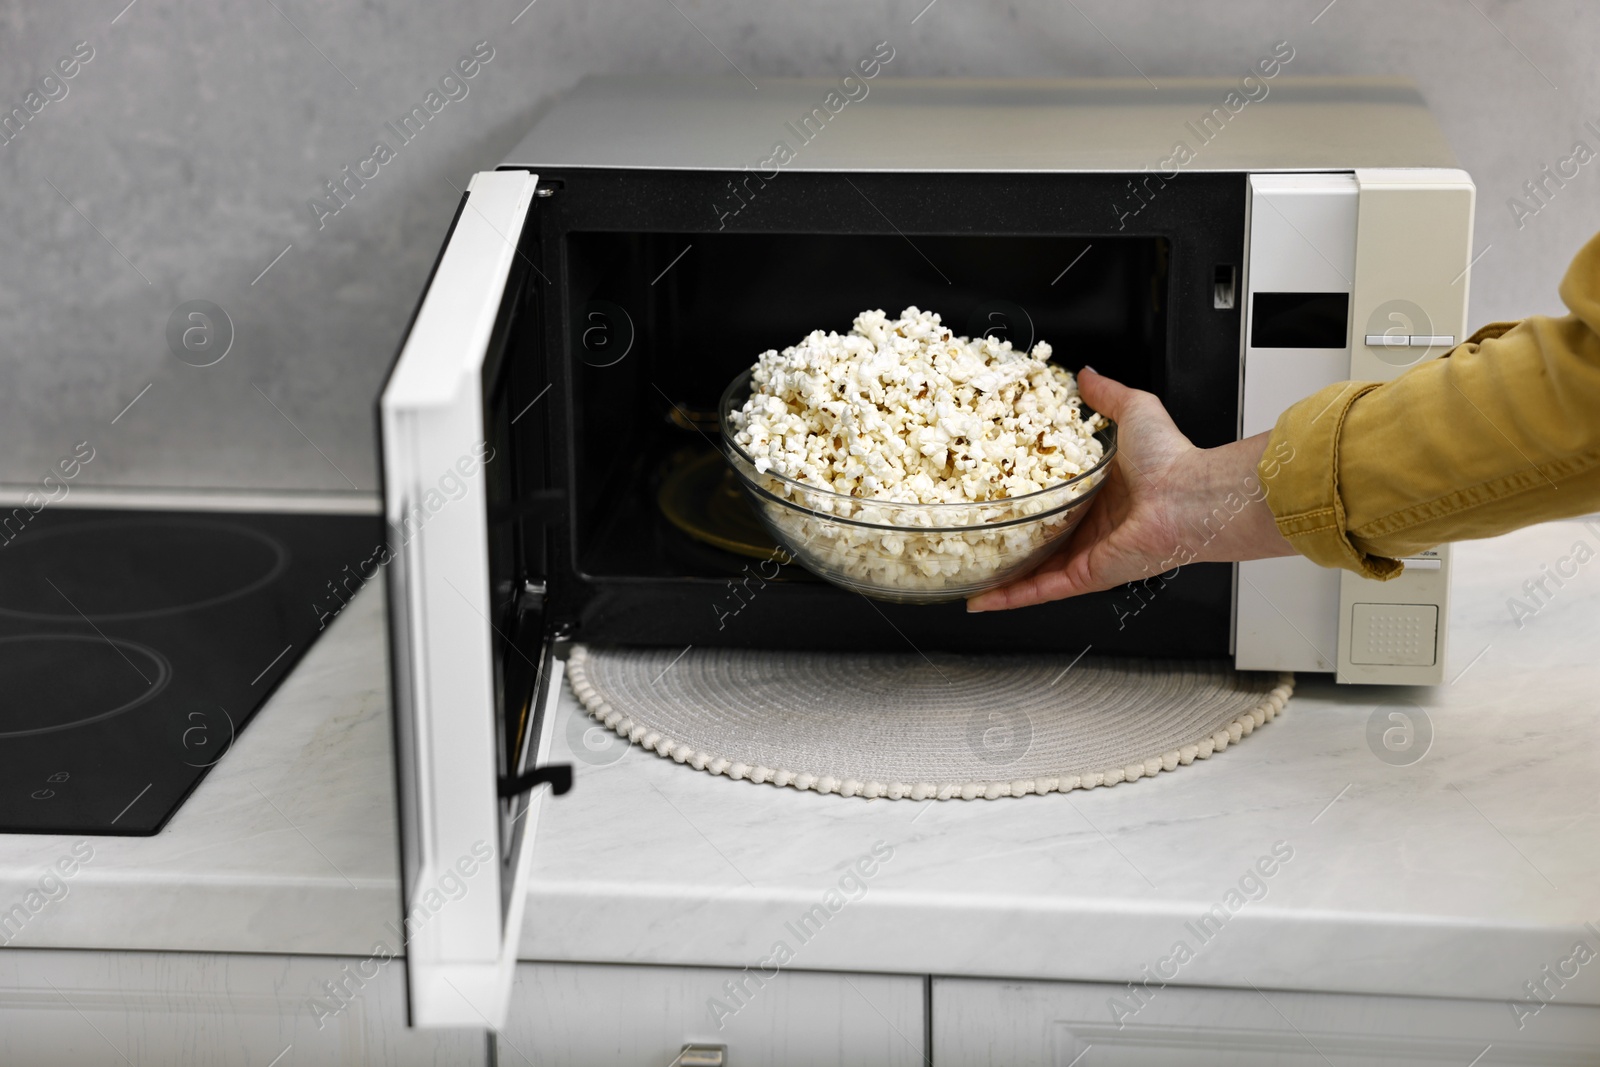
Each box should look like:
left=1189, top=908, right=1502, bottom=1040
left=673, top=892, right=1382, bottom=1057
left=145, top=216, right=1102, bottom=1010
left=1261, top=229, right=1600, bottom=577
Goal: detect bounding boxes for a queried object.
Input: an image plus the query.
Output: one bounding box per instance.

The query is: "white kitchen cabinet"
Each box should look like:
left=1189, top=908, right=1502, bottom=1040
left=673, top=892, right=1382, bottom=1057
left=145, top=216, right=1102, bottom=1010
left=0, top=948, right=485, bottom=1067
left=933, top=977, right=1600, bottom=1066
left=499, top=962, right=926, bottom=1066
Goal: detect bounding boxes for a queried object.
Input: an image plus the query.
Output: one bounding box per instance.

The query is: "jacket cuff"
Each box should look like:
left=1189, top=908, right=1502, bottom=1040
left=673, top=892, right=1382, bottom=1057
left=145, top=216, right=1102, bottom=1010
left=1259, top=380, right=1404, bottom=581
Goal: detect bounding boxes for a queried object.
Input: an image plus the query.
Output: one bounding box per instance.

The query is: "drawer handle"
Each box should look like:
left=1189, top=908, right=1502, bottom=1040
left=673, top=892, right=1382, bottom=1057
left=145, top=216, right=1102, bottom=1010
left=677, top=1044, right=727, bottom=1067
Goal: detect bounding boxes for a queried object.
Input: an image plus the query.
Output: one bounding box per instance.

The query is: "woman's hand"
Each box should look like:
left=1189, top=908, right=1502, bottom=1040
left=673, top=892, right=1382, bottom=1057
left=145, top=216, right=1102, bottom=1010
left=966, top=368, right=1296, bottom=613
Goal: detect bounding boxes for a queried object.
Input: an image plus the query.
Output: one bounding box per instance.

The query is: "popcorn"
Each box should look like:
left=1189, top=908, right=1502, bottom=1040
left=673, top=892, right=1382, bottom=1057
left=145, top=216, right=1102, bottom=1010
left=725, top=308, right=1110, bottom=597
left=729, top=307, right=1104, bottom=503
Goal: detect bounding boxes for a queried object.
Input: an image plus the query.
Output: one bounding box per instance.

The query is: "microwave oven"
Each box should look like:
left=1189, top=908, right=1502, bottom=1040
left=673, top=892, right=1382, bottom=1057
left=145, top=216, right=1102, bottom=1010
left=377, top=76, right=1474, bottom=1027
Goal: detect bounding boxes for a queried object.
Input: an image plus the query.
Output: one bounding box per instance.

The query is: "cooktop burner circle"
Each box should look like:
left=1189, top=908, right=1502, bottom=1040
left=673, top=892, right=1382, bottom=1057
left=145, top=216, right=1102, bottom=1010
left=0, top=517, right=290, bottom=622
left=0, top=634, right=173, bottom=738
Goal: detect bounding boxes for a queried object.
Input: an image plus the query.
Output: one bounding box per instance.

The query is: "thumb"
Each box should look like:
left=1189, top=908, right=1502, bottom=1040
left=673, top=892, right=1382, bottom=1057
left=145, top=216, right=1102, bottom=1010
left=1076, top=366, right=1137, bottom=422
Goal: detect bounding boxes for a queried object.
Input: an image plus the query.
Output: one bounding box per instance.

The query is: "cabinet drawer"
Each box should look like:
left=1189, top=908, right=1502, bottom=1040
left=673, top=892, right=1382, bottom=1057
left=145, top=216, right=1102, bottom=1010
left=0, top=948, right=482, bottom=1067
left=502, top=963, right=925, bottom=1066
left=933, top=977, right=1600, bottom=1066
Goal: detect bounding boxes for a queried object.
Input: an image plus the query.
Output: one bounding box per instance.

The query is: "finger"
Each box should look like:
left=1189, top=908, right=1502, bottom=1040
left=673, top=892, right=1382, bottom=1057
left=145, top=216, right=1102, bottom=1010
left=966, top=572, right=1053, bottom=612
left=967, top=547, right=1098, bottom=612
left=1076, top=366, right=1139, bottom=422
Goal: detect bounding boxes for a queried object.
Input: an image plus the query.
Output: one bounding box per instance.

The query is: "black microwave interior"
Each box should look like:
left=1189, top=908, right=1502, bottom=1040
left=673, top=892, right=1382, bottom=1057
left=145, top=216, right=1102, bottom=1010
left=487, top=169, right=1245, bottom=670
left=571, top=229, right=1166, bottom=572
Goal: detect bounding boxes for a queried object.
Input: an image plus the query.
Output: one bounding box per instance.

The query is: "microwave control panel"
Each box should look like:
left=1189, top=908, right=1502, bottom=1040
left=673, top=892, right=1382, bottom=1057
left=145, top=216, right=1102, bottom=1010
left=1236, top=169, right=1474, bottom=685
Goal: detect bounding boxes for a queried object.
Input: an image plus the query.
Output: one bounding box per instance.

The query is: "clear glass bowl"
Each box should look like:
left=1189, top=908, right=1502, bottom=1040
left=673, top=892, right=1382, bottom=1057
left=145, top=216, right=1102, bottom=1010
left=718, top=368, right=1117, bottom=604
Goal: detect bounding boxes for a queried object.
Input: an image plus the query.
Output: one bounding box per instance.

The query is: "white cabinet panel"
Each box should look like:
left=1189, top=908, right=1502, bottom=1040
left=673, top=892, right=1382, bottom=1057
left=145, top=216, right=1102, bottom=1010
left=0, top=948, right=484, bottom=1066
left=502, top=963, right=926, bottom=1066
left=934, top=977, right=1600, bottom=1066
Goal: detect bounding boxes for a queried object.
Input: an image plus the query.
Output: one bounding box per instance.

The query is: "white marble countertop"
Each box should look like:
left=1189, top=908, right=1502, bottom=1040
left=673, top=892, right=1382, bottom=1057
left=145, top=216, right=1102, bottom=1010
left=4, top=520, right=1598, bottom=1008
left=524, top=519, right=1600, bottom=1005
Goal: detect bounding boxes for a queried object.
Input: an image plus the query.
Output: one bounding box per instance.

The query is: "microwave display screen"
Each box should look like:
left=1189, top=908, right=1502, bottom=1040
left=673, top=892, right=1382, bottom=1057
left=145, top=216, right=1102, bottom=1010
left=1250, top=291, right=1350, bottom=349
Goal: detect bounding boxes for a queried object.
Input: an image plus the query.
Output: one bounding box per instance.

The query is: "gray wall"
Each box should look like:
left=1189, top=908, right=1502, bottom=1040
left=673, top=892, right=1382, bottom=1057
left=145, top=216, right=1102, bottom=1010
left=2, top=0, right=1596, bottom=492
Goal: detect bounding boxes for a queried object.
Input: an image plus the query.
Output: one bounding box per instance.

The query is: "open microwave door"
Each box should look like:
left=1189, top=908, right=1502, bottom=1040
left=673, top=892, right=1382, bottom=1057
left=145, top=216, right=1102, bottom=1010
left=379, top=169, right=566, bottom=1029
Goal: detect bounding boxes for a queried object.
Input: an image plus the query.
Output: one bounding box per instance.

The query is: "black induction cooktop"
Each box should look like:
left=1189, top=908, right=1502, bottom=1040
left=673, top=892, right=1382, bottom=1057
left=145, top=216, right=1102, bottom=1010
left=0, top=507, right=383, bottom=835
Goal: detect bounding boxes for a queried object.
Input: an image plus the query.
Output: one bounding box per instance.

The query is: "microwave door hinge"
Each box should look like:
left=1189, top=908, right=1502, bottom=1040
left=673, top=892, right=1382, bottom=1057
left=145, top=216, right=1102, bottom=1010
left=515, top=583, right=574, bottom=653
left=518, top=579, right=546, bottom=614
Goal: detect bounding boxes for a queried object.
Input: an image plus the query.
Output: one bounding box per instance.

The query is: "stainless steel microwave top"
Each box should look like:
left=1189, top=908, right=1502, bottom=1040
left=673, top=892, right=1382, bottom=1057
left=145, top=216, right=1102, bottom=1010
left=502, top=74, right=1459, bottom=173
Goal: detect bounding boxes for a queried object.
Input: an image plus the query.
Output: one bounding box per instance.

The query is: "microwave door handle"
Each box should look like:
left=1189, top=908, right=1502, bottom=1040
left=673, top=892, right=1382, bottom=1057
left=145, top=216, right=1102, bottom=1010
left=499, top=763, right=572, bottom=798
left=500, top=630, right=573, bottom=800
left=493, top=642, right=569, bottom=989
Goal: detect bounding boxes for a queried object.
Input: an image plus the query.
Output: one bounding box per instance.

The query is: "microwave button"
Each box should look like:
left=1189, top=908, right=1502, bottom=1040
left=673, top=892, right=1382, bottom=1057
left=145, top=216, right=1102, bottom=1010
left=1361, top=333, right=1456, bottom=349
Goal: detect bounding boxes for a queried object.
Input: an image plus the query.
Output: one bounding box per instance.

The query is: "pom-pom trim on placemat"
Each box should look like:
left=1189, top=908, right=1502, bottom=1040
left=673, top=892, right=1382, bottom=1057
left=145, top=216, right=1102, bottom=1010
left=565, top=645, right=1293, bottom=801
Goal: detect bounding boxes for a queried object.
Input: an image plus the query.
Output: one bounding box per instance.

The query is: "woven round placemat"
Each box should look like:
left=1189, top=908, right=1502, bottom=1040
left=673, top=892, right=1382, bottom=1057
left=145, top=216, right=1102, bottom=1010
left=567, top=646, right=1293, bottom=800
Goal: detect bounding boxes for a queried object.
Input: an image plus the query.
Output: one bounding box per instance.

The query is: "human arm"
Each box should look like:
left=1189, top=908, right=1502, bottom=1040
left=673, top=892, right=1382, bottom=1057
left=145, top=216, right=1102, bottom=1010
left=1264, top=229, right=1600, bottom=577
left=970, top=229, right=1600, bottom=611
